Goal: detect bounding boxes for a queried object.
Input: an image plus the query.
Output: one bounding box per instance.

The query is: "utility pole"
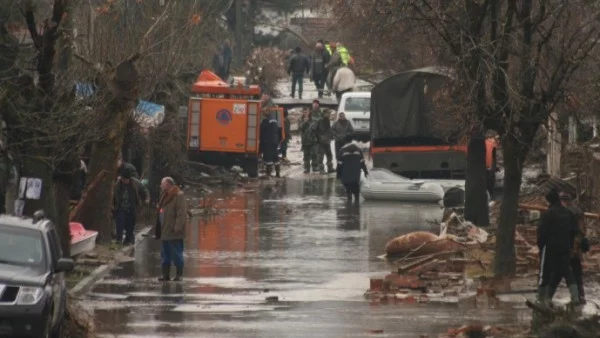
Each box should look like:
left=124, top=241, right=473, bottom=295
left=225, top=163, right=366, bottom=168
left=235, top=0, right=243, bottom=67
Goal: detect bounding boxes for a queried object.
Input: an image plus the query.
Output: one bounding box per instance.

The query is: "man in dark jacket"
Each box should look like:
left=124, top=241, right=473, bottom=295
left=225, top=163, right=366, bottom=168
left=311, top=42, right=331, bottom=99
left=547, top=192, right=590, bottom=304
left=288, top=46, right=310, bottom=99
left=536, top=189, right=581, bottom=306
left=259, top=109, right=281, bottom=177
left=117, top=157, right=139, bottom=179
left=299, top=109, right=318, bottom=173
left=315, top=109, right=334, bottom=174
left=279, top=109, right=292, bottom=162
left=336, top=139, right=368, bottom=202
left=332, top=112, right=354, bottom=157
left=113, top=169, right=149, bottom=245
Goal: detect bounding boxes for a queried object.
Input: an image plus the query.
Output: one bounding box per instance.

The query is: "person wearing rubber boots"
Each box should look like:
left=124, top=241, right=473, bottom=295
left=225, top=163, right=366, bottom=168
left=259, top=109, right=281, bottom=178
left=536, top=189, right=582, bottom=307
left=337, top=138, right=368, bottom=203
left=315, top=109, right=334, bottom=174
left=299, top=109, right=318, bottom=173
left=547, top=192, right=590, bottom=304
left=157, top=177, right=188, bottom=282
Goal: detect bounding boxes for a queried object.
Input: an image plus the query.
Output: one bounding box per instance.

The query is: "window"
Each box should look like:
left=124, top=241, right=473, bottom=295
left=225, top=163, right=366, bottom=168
left=48, top=229, right=63, bottom=260
left=344, top=97, right=370, bottom=112
left=0, top=226, right=47, bottom=269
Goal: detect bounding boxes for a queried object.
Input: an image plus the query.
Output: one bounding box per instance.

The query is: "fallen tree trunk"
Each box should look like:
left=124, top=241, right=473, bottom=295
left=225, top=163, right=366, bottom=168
left=75, top=55, right=141, bottom=241
left=69, top=170, right=107, bottom=221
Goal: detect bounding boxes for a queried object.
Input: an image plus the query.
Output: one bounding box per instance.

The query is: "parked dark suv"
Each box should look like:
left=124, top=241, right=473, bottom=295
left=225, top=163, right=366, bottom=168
left=0, top=214, right=74, bottom=338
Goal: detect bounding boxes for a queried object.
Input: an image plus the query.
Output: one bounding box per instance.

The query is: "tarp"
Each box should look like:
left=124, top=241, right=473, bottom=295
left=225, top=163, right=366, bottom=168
left=134, top=100, right=165, bottom=128
left=370, top=66, right=454, bottom=144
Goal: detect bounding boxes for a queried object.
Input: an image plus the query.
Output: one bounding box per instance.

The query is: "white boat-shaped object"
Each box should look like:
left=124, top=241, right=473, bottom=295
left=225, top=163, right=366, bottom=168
left=70, top=222, right=98, bottom=257
left=360, top=168, right=450, bottom=203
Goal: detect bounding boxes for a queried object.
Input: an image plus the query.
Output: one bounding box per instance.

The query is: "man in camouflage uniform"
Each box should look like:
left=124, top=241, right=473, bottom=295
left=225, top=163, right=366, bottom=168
left=310, top=99, right=323, bottom=120
left=315, top=109, right=334, bottom=174
left=299, top=109, right=318, bottom=173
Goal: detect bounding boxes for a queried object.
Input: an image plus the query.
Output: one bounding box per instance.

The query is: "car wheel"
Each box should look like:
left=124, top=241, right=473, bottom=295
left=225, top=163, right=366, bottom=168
left=244, top=158, right=259, bottom=178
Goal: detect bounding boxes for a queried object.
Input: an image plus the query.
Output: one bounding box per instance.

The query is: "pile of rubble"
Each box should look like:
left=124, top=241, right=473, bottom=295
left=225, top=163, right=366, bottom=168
left=367, top=202, right=600, bottom=307
left=366, top=212, right=493, bottom=304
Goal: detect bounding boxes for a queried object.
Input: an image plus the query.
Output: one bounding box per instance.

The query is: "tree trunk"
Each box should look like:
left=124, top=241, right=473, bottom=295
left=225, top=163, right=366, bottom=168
left=75, top=59, right=139, bottom=242
left=493, top=133, right=525, bottom=277
left=464, top=135, right=490, bottom=226
left=54, top=179, right=72, bottom=256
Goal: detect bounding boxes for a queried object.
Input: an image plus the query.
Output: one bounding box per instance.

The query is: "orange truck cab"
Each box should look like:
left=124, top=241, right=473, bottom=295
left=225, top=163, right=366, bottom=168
left=370, top=67, right=498, bottom=191
left=187, top=71, right=285, bottom=177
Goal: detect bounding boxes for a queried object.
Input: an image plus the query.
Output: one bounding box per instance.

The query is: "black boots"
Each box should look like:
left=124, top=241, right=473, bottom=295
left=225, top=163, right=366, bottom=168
left=173, top=266, right=183, bottom=282
left=266, top=164, right=281, bottom=178
left=158, top=265, right=183, bottom=282
left=158, top=265, right=170, bottom=282
left=266, top=164, right=273, bottom=177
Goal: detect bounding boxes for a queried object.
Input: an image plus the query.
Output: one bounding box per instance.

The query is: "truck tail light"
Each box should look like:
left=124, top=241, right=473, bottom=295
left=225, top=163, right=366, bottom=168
left=246, top=102, right=258, bottom=151
left=188, top=99, right=201, bottom=149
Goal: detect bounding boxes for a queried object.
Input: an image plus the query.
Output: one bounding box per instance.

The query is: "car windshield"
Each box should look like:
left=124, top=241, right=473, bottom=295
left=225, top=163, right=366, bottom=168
left=0, top=226, right=46, bottom=268
left=344, top=97, right=370, bottom=112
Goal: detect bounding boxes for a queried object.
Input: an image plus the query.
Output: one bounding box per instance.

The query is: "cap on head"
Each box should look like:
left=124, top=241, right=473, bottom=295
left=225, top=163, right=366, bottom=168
left=313, top=99, right=320, bottom=105
left=121, top=169, right=132, bottom=179
left=559, top=192, right=573, bottom=201
left=545, top=189, right=560, bottom=204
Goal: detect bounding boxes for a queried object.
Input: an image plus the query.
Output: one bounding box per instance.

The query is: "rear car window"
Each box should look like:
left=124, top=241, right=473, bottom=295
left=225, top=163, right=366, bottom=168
left=344, top=97, right=370, bottom=112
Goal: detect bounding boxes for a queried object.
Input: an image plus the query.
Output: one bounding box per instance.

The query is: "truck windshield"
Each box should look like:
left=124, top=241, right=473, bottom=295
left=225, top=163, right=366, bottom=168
left=344, top=97, right=370, bottom=112
left=0, top=226, right=46, bottom=269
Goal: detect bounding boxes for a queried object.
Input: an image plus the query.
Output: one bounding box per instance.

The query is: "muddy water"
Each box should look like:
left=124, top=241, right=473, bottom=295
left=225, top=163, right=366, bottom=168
left=84, top=176, right=530, bottom=338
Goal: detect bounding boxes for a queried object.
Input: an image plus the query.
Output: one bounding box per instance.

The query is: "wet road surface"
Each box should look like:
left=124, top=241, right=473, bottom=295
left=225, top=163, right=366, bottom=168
left=84, top=176, right=530, bottom=337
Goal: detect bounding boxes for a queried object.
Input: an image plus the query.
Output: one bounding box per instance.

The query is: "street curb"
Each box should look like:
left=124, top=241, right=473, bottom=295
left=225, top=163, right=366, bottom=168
left=69, top=226, right=152, bottom=299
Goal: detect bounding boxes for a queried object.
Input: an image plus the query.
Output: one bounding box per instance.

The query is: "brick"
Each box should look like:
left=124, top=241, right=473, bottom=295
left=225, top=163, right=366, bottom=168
left=384, top=274, right=427, bottom=291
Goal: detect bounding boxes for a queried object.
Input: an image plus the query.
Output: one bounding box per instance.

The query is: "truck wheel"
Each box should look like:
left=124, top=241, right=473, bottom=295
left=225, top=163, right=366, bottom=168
left=244, top=159, right=259, bottom=178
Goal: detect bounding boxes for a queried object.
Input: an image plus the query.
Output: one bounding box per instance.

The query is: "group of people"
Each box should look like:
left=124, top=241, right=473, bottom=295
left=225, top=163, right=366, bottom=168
left=298, top=99, right=368, bottom=201
left=537, top=189, right=590, bottom=306
left=287, top=40, right=356, bottom=100
left=114, top=159, right=188, bottom=282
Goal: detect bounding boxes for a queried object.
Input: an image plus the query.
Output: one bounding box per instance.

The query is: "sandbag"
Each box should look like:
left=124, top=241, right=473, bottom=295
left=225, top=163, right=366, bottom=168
left=385, top=231, right=439, bottom=256
left=385, top=231, right=464, bottom=257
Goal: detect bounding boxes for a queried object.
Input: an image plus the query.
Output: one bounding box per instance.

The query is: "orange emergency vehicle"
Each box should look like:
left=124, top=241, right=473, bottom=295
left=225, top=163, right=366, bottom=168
left=187, top=71, right=285, bottom=177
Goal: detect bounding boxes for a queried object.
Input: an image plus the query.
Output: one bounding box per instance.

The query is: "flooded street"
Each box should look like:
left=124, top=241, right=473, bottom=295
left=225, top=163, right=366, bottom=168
left=84, top=176, right=530, bottom=337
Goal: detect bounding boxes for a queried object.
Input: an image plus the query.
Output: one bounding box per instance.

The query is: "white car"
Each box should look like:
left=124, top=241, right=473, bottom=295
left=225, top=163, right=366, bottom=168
left=337, top=91, right=370, bottom=142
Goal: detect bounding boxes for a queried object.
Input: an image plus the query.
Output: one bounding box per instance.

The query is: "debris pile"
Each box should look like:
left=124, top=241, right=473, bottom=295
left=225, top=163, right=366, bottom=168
left=367, top=212, right=493, bottom=304
left=244, top=47, right=287, bottom=97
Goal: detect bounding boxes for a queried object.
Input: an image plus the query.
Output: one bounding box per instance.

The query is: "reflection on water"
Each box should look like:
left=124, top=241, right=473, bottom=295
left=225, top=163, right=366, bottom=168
left=88, top=177, right=529, bottom=338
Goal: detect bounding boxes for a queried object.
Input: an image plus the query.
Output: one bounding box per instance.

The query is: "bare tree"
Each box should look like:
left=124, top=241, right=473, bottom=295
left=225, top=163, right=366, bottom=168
left=73, top=0, right=228, bottom=240
left=330, top=1, right=600, bottom=276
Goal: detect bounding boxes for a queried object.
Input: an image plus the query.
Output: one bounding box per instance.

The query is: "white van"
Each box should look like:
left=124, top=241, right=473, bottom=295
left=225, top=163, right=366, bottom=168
left=337, top=91, right=371, bottom=142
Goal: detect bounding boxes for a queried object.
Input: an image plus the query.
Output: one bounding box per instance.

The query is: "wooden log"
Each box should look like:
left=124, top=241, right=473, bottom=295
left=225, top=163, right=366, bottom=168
left=69, top=170, right=107, bottom=221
